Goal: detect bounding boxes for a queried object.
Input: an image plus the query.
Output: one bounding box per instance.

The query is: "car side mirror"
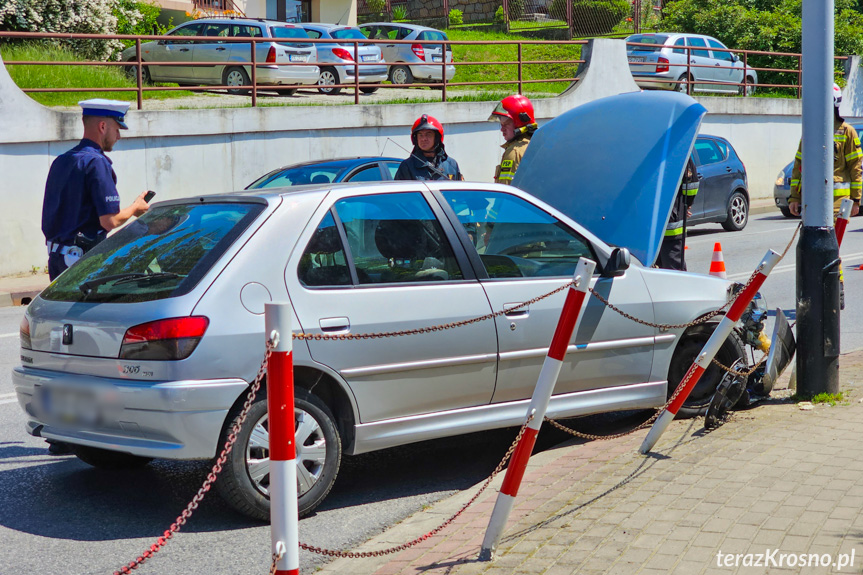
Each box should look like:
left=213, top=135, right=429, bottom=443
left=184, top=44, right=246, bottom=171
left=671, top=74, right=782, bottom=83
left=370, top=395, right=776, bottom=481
left=731, top=53, right=739, bottom=63
left=605, top=247, right=631, bottom=277
left=157, top=39, right=166, bottom=45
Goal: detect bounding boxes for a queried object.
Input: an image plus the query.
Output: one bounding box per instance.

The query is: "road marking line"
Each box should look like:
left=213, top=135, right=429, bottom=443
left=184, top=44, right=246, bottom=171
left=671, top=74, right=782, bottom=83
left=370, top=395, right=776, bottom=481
left=0, top=398, right=18, bottom=405
left=0, top=332, right=18, bottom=338
left=689, top=225, right=801, bottom=244
left=728, top=251, right=863, bottom=280
left=0, top=393, right=16, bottom=399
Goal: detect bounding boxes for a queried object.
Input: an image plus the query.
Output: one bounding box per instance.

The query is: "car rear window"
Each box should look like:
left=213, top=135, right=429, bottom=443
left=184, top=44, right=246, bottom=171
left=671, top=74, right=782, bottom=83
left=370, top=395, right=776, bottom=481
left=627, top=34, right=669, bottom=52
left=247, top=165, right=347, bottom=188
left=40, top=202, right=265, bottom=304
left=270, top=26, right=313, bottom=47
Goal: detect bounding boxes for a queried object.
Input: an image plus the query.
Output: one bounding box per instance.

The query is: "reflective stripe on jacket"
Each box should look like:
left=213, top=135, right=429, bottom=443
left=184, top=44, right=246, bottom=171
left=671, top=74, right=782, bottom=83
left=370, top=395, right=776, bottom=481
left=789, top=120, right=863, bottom=205
left=494, top=136, right=531, bottom=184
left=665, top=157, right=699, bottom=236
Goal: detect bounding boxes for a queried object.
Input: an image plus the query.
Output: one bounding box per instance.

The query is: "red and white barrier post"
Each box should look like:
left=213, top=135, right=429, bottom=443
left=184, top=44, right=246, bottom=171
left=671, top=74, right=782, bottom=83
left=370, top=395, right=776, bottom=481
left=479, top=257, right=596, bottom=561
left=265, top=303, right=299, bottom=575
left=835, top=197, right=853, bottom=247
left=639, top=249, right=782, bottom=454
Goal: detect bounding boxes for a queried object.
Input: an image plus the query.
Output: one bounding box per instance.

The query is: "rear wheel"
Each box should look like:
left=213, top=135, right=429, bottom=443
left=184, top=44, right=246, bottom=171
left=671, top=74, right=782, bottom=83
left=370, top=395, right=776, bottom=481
left=390, top=65, right=414, bottom=85
left=224, top=66, right=251, bottom=95
left=317, top=67, right=342, bottom=95
left=668, top=325, right=747, bottom=418
left=72, top=445, right=153, bottom=469
left=360, top=86, right=379, bottom=94
left=722, top=191, right=749, bottom=231
left=676, top=73, right=691, bottom=94
left=217, top=387, right=341, bottom=520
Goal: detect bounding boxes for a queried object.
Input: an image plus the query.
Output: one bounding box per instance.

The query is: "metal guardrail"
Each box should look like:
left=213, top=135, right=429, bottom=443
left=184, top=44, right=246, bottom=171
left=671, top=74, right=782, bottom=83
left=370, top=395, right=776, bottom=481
left=0, top=31, right=587, bottom=108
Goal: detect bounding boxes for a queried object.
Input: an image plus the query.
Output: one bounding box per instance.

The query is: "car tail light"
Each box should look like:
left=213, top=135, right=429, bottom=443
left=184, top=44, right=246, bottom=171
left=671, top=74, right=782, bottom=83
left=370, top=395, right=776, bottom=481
left=266, top=46, right=277, bottom=63
left=656, top=57, right=669, bottom=73
left=411, top=44, right=425, bottom=59
left=20, top=316, right=31, bottom=350
left=120, top=316, right=209, bottom=361
left=331, top=47, right=354, bottom=61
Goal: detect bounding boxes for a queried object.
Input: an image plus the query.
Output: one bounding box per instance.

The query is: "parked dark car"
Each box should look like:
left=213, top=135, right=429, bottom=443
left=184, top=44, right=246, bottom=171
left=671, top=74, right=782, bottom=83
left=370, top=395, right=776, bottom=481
left=689, top=134, right=749, bottom=231
left=773, top=123, right=863, bottom=218
left=246, top=156, right=403, bottom=188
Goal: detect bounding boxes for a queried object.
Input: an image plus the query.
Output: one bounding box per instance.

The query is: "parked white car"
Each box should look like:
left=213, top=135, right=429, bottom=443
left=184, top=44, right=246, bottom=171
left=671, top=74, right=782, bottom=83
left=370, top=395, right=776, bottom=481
left=301, top=23, right=388, bottom=95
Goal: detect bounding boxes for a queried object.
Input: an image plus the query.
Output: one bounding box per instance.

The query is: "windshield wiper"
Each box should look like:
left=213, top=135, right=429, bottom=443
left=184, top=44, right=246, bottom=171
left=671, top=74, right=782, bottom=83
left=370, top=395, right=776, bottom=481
left=78, top=272, right=180, bottom=296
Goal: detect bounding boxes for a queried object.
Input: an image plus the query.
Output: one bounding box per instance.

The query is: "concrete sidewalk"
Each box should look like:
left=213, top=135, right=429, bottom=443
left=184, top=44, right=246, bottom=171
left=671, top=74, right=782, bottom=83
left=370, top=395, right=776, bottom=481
left=0, top=199, right=783, bottom=308
left=316, top=352, right=863, bottom=575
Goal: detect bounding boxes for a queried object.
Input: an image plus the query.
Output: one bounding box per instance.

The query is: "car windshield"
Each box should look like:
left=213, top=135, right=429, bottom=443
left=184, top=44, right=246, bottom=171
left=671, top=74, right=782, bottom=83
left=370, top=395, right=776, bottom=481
left=627, top=35, right=669, bottom=52
left=247, top=165, right=346, bottom=188
left=40, top=202, right=265, bottom=303
left=270, top=26, right=312, bottom=47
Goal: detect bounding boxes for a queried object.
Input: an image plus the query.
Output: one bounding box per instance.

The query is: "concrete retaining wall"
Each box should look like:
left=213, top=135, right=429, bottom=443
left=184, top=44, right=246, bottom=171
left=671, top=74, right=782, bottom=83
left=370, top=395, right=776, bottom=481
left=0, top=39, right=854, bottom=276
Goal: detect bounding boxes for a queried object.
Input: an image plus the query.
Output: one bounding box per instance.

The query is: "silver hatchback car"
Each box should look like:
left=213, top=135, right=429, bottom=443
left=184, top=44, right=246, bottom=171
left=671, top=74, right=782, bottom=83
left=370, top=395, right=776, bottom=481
left=626, top=33, right=758, bottom=96
left=13, top=92, right=763, bottom=521
left=121, top=18, right=319, bottom=95
left=358, top=22, right=455, bottom=85
left=301, top=23, right=388, bottom=95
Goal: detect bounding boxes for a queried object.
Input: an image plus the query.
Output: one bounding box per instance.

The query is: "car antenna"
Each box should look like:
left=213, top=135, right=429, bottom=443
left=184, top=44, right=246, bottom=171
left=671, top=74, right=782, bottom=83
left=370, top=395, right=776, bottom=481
left=383, top=137, right=449, bottom=179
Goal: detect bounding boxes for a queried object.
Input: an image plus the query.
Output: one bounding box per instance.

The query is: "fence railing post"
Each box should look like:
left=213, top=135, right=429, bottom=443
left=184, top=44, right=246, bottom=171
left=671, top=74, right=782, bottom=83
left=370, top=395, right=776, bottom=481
left=354, top=40, right=360, bottom=105
left=135, top=38, right=143, bottom=110
left=504, top=0, right=510, bottom=32
left=518, top=43, right=523, bottom=95
left=251, top=37, right=257, bottom=107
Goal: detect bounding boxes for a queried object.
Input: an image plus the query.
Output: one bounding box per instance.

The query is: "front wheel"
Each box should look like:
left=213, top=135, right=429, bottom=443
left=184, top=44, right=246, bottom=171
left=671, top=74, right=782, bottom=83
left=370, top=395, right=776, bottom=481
left=125, top=61, right=151, bottom=84
left=738, top=76, right=756, bottom=96
left=779, top=206, right=795, bottom=218
left=224, top=66, right=251, bottom=95
left=360, top=86, right=379, bottom=94
left=217, top=388, right=342, bottom=520
left=668, top=325, right=747, bottom=418
left=722, top=191, right=749, bottom=231
left=676, top=73, right=691, bottom=94
left=317, top=67, right=342, bottom=95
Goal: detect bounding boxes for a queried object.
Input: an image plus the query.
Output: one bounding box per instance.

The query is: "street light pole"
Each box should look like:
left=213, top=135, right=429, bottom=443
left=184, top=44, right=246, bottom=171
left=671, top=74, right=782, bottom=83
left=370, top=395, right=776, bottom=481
left=797, top=0, right=840, bottom=396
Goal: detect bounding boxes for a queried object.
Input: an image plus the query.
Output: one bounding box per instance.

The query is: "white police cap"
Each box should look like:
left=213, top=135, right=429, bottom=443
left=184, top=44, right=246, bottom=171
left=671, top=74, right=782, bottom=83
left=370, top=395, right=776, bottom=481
left=78, top=98, right=130, bottom=129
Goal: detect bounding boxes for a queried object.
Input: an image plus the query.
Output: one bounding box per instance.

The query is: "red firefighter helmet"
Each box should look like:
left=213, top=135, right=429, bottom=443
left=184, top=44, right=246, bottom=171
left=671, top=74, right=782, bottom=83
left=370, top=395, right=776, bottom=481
left=411, top=114, right=445, bottom=146
left=489, top=94, right=535, bottom=129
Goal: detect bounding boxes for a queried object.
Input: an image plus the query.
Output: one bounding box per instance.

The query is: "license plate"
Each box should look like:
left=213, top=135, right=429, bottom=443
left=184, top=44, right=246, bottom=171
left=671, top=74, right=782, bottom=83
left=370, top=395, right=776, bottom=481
left=33, top=384, right=120, bottom=427
left=361, top=55, right=377, bottom=62
left=289, top=54, right=308, bottom=62
left=432, top=56, right=443, bottom=63
left=628, top=56, right=645, bottom=63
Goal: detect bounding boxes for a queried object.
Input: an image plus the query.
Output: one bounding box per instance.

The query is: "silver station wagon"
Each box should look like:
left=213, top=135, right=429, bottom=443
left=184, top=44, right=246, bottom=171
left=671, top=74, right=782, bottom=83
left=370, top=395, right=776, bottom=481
left=13, top=92, right=765, bottom=520
left=121, top=17, right=319, bottom=94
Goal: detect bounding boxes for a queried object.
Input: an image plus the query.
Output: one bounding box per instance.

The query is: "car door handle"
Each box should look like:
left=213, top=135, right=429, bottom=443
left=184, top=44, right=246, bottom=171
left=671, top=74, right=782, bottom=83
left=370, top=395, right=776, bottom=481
left=385, top=44, right=395, bottom=48
left=504, top=303, right=529, bottom=318
left=319, top=317, right=350, bottom=333
left=726, top=167, right=733, bottom=172
left=179, top=48, right=190, bottom=52
left=216, top=47, right=227, bottom=51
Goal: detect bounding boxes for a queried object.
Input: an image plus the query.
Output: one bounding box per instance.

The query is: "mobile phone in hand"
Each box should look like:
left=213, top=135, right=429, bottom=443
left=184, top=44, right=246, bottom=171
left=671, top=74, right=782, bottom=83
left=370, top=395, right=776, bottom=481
left=143, top=190, right=156, bottom=203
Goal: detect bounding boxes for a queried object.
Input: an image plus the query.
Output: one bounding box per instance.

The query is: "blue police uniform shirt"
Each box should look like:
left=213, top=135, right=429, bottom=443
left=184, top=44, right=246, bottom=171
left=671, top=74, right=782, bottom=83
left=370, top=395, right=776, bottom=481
left=42, top=138, right=121, bottom=245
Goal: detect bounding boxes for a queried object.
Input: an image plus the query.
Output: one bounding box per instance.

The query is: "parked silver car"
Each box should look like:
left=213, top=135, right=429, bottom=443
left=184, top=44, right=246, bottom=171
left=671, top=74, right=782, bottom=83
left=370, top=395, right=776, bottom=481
left=301, top=23, right=388, bottom=95
left=626, top=33, right=757, bottom=96
left=12, top=92, right=763, bottom=520
left=358, top=22, right=455, bottom=85
left=121, top=18, right=319, bottom=95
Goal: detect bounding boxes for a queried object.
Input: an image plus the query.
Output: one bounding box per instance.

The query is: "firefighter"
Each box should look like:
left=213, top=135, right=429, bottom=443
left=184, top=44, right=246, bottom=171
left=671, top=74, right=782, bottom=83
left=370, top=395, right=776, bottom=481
left=394, top=114, right=463, bottom=181
left=489, top=94, right=538, bottom=184
left=657, top=156, right=699, bottom=271
left=788, top=83, right=862, bottom=218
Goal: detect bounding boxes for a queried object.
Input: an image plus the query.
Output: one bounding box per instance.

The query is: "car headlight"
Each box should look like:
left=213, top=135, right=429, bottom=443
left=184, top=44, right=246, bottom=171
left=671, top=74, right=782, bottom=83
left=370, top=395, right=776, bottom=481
left=775, top=170, right=786, bottom=187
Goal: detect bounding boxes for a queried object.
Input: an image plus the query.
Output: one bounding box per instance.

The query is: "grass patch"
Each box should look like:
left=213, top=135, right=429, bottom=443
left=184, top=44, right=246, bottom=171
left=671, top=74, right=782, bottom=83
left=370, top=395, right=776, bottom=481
left=0, top=41, right=194, bottom=107
left=445, top=29, right=582, bottom=95
left=791, top=391, right=847, bottom=405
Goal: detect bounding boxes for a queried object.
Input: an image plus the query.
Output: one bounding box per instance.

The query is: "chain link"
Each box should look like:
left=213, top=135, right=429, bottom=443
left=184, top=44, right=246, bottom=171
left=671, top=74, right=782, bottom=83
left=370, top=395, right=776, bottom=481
left=298, top=415, right=534, bottom=558
left=113, top=343, right=273, bottom=575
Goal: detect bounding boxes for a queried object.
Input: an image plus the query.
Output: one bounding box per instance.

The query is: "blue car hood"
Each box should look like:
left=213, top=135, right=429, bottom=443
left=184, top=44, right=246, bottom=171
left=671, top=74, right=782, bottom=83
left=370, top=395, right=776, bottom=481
left=512, top=91, right=706, bottom=267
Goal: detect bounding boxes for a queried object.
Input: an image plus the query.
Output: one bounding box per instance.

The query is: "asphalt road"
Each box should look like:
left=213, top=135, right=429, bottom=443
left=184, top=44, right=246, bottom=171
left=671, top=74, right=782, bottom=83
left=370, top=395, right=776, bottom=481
left=1, top=211, right=861, bottom=574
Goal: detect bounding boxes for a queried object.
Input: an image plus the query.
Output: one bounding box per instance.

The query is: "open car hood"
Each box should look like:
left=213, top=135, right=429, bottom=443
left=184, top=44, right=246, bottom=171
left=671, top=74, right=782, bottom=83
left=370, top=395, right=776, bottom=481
left=512, top=91, right=706, bottom=267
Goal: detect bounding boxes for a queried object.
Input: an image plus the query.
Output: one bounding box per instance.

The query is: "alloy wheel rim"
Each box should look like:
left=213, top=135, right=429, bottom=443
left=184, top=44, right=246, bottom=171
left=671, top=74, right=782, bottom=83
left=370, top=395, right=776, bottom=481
left=392, top=68, right=407, bottom=84
left=227, top=71, right=244, bottom=87
left=731, top=196, right=747, bottom=225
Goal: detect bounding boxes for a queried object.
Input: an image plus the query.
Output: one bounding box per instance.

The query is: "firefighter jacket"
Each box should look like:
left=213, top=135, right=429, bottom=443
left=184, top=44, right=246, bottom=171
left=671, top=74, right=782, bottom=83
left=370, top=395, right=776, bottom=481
left=789, top=119, right=863, bottom=211
left=665, top=157, right=699, bottom=237
left=395, top=145, right=463, bottom=181
left=494, top=134, right=532, bottom=184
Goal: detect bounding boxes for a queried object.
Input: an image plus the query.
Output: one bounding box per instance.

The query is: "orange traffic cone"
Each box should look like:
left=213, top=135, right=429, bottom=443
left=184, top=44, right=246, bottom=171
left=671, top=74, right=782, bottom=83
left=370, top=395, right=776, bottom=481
left=709, top=242, right=727, bottom=279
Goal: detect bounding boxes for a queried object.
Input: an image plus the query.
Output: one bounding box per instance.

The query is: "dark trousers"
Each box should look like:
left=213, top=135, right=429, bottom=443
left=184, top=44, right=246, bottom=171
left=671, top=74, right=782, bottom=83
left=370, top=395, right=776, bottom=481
left=657, top=234, right=686, bottom=271
left=48, top=252, right=69, bottom=281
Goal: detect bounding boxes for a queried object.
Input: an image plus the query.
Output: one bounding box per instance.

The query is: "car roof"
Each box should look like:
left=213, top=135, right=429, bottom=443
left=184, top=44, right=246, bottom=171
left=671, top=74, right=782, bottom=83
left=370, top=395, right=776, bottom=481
left=175, top=17, right=302, bottom=26
left=361, top=22, right=443, bottom=33
left=302, top=23, right=358, bottom=31
left=270, top=156, right=402, bottom=170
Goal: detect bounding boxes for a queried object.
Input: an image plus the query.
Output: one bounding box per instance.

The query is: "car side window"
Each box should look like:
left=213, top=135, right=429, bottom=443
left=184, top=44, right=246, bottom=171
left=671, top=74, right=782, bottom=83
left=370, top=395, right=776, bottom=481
left=168, top=23, right=202, bottom=44
left=345, top=165, right=384, bottom=182
left=396, top=27, right=412, bottom=40
left=200, top=23, right=229, bottom=42
left=707, top=39, right=733, bottom=62
left=231, top=25, right=261, bottom=38
left=383, top=162, right=400, bottom=179
left=686, top=37, right=710, bottom=58
left=694, top=139, right=723, bottom=165
left=441, top=190, right=596, bottom=279
left=672, top=38, right=686, bottom=55
left=304, top=29, right=322, bottom=39
left=298, top=211, right=352, bottom=287
left=334, top=192, right=464, bottom=284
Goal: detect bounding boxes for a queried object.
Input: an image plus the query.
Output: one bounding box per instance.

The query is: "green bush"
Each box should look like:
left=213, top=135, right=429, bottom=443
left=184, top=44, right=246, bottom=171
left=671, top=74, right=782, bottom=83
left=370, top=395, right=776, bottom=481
left=509, top=0, right=525, bottom=21
left=449, top=8, right=464, bottom=25
left=549, top=0, right=630, bottom=36
left=114, top=0, right=169, bottom=54
left=392, top=5, right=408, bottom=20
left=494, top=6, right=506, bottom=23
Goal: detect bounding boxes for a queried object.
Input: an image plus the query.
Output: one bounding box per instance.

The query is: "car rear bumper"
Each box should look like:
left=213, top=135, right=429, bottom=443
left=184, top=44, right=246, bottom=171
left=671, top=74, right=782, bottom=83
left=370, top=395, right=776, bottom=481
left=256, top=64, right=320, bottom=86
left=341, top=65, right=388, bottom=84
left=409, top=64, right=456, bottom=81
left=12, top=366, right=248, bottom=460
left=632, top=75, right=677, bottom=91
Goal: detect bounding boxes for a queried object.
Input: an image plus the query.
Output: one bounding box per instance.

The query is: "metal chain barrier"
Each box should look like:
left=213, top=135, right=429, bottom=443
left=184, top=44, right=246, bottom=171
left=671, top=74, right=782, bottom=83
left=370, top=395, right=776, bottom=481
left=113, top=342, right=273, bottom=575
left=298, top=415, right=534, bottom=558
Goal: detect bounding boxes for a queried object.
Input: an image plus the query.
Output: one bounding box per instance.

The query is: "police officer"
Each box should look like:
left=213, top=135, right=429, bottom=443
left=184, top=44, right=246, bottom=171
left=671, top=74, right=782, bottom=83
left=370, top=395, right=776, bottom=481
left=657, top=156, right=699, bottom=271
left=395, top=114, right=463, bottom=181
left=788, top=83, right=862, bottom=218
left=42, top=99, right=151, bottom=282
left=489, top=94, right=537, bottom=184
